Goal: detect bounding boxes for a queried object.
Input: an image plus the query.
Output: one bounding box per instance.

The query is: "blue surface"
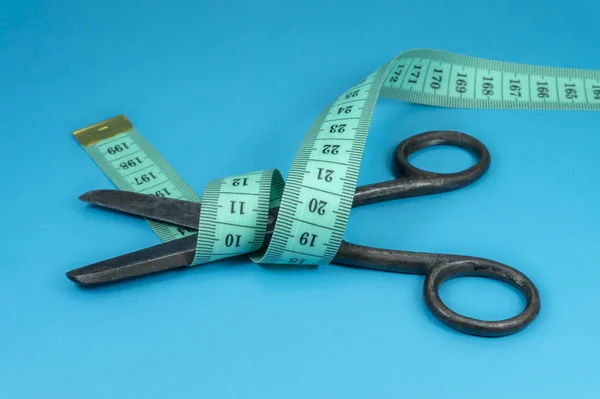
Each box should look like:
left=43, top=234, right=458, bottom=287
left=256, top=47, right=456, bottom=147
left=1, top=0, right=599, bottom=397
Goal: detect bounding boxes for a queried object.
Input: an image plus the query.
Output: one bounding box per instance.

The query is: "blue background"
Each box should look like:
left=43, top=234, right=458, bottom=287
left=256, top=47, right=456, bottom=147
left=1, top=0, right=599, bottom=397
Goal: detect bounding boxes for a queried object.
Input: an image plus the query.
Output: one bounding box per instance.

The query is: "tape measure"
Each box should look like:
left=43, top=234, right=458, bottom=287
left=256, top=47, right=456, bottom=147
left=73, top=49, right=600, bottom=267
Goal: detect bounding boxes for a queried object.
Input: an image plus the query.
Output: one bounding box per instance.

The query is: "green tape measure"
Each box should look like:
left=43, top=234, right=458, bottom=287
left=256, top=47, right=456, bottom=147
left=73, top=49, right=600, bottom=267
left=193, top=169, right=284, bottom=265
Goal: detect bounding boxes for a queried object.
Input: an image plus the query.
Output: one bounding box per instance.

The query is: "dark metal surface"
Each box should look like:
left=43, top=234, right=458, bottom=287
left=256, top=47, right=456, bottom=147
left=69, top=130, right=541, bottom=337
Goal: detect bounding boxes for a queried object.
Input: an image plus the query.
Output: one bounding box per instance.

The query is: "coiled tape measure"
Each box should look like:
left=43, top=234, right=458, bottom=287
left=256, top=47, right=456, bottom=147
left=73, top=49, right=600, bottom=267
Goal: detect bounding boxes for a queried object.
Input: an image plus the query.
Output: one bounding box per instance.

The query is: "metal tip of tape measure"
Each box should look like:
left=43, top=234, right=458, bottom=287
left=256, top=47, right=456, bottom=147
left=72, top=114, right=134, bottom=147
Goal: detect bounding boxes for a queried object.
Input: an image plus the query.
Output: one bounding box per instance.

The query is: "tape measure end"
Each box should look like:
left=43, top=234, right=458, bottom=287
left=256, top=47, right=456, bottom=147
left=73, top=114, right=134, bottom=146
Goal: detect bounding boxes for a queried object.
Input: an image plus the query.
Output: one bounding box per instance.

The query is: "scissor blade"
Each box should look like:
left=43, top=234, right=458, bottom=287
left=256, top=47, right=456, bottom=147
left=79, top=189, right=200, bottom=229
left=72, top=190, right=279, bottom=285
left=66, top=234, right=198, bottom=285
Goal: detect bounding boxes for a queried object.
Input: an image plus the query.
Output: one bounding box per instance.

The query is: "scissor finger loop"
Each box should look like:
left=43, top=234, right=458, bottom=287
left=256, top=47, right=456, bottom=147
left=353, top=130, right=490, bottom=207
left=394, top=129, right=490, bottom=181
left=424, top=258, right=540, bottom=337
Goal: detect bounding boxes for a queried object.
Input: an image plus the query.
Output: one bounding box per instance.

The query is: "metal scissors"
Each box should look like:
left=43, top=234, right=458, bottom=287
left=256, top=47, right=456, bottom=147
left=68, top=130, right=541, bottom=337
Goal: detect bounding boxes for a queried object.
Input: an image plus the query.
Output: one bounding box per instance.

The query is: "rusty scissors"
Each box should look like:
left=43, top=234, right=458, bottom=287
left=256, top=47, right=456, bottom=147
left=68, top=130, right=541, bottom=337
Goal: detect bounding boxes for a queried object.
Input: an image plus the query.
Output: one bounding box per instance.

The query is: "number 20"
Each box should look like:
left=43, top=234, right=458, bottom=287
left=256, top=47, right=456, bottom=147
left=308, top=198, right=327, bottom=215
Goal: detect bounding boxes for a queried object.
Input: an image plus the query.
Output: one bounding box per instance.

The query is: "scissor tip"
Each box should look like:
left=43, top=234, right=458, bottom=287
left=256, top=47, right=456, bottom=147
left=78, top=189, right=106, bottom=203
left=66, top=270, right=86, bottom=284
left=78, top=192, right=92, bottom=202
left=66, top=268, right=108, bottom=286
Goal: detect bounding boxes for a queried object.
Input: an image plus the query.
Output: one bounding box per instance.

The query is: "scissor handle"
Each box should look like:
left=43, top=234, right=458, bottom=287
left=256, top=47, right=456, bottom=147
left=395, top=131, right=540, bottom=335
left=394, top=129, right=490, bottom=188
left=338, top=130, right=540, bottom=336
left=336, top=242, right=541, bottom=337
left=353, top=130, right=491, bottom=206
left=424, top=258, right=540, bottom=337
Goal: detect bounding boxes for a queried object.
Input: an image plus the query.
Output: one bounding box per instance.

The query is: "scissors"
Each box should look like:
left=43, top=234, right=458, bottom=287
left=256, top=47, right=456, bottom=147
left=68, top=130, right=541, bottom=337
